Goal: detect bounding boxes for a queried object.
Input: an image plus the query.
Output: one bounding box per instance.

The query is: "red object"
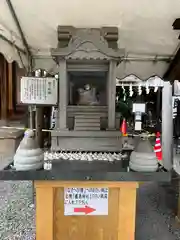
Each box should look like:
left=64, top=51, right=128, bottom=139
left=74, top=206, right=96, bottom=215
left=154, top=132, right=162, bottom=161
left=120, top=118, right=127, bottom=136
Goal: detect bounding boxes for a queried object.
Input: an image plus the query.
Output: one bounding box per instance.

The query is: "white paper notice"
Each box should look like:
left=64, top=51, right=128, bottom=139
left=20, top=77, right=58, bottom=105
left=135, top=121, right=142, bottom=131
left=64, top=188, right=108, bottom=216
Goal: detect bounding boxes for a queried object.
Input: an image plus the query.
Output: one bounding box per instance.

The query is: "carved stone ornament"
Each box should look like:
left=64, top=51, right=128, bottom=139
left=51, top=27, right=124, bottom=63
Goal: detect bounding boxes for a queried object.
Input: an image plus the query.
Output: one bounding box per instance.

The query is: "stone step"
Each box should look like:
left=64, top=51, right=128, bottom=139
left=71, top=112, right=105, bottom=116
left=74, top=126, right=100, bottom=131
left=75, top=122, right=100, bottom=128
left=75, top=117, right=100, bottom=121
left=74, top=114, right=100, bottom=131
left=68, top=112, right=108, bottom=118
left=68, top=106, right=107, bottom=112
left=74, top=119, right=101, bottom=125
left=75, top=114, right=102, bottom=118
left=75, top=118, right=101, bottom=123
left=75, top=118, right=100, bottom=123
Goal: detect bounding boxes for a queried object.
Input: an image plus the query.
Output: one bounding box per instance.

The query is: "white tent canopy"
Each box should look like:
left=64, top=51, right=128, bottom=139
left=0, top=0, right=180, bottom=79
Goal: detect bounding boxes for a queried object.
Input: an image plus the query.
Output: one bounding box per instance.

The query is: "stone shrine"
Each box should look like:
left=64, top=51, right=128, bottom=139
left=51, top=26, right=126, bottom=151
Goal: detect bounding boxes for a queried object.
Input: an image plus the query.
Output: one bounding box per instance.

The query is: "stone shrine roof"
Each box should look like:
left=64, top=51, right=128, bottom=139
left=51, top=28, right=124, bottom=62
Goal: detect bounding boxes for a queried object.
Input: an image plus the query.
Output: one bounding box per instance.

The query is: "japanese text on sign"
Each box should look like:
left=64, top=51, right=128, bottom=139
left=64, top=188, right=109, bottom=216
left=65, top=187, right=108, bottom=205
left=20, top=77, right=58, bottom=105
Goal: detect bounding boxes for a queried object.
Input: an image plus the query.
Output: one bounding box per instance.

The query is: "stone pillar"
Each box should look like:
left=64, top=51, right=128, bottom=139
left=107, top=60, right=117, bottom=129
left=162, top=81, right=173, bottom=170
left=69, top=81, right=73, bottom=105
left=58, top=60, right=68, bottom=130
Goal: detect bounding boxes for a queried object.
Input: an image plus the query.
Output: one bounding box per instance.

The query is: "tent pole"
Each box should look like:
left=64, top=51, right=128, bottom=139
left=5, top=0, right=35, bottom=134
left=5, top=0, right=31, bottom=56
left=5, top=0, right=32, bottom=71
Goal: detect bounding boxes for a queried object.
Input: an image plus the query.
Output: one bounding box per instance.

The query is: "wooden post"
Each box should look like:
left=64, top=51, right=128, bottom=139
left=36, top=185, right=54, bottom=240
left=29, top=106, right=35, bottom=129
left=35, top=69, right=46, bottom=148
left=118, top=185, right=137, bottom=239
left=0, top=55, right=8, bottom=124
left=8, top=63, right=13, bottom=117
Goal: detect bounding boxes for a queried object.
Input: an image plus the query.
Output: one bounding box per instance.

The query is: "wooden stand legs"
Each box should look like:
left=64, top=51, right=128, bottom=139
left=118, top=186, right=137, bottom=239
left=36, top=186, right=54, bottom=240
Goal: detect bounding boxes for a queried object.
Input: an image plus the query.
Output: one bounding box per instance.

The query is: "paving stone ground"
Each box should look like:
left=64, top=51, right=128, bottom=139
left=0, top=181, right=180, bottom=240
left=136, top=182, right=180, bottom=240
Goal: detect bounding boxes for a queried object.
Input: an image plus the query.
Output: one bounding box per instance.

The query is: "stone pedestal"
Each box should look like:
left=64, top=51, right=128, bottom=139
left=0, top=128, right=24, bottom=156
left=0, top=119, right=8, bottom=126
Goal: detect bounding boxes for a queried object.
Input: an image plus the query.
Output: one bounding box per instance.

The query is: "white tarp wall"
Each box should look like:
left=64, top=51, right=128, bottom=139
left=0, top=0, right=180, bottom=78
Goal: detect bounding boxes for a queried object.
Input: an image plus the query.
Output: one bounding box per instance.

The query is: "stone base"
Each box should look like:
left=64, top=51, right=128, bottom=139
left=51, top=130, right=135, bottom=152
left=106, top=128, right=116, bottom=131
left=0, top=128, right=24, bottom=157
left=0, top=120, right=8, bottom=126
left=56, top=128, right=69, bottom=131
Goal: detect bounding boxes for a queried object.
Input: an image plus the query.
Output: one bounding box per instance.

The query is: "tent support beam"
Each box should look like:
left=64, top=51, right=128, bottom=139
left=0, top=33, right=26, bottom=55
left=5, top=0, right=32, bottom=68
left=6, top=0, right=35, bottom=131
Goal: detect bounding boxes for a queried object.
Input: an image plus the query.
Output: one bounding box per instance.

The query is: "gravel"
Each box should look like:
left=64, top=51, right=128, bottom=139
left=0, top=181, right=180, bottom=240
left=0, top=181, right=35, bottom=240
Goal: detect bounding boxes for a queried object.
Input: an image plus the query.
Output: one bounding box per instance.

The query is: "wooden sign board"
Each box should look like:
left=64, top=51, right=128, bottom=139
left=20, top=77, right=58, bottom=105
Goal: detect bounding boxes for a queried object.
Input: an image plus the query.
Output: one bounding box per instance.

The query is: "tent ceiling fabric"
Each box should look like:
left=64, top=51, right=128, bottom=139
left=0, top=0, right=180, bottom=78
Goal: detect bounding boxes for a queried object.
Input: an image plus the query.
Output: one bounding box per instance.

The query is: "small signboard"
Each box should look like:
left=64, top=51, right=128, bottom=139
left=64, top=187, right=108, bottom=216
left=132, top=103, right=146, bottom=113
left=20, top=77, right=58, bottom=105
left=50, top=107, right=58, bottom=129
left=172, top=96, right=180, bottom=119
